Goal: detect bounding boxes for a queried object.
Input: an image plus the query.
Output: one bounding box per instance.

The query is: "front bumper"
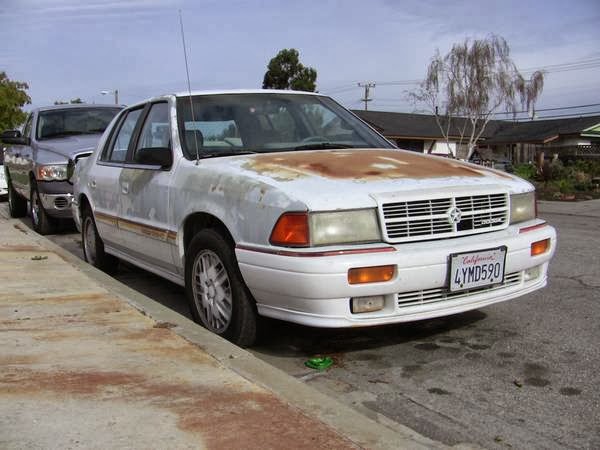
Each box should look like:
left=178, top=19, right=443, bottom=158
left=39, top=193, right=73, bottom=218
left=37, top=180, right=73, bottom=218
left=236, top=220, right=556, bottom=328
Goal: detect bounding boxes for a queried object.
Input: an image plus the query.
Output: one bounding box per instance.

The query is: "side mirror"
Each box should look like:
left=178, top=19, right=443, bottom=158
left=135, top=147, right=173, bottom=168
left=1, top=129, right=30, bottom=146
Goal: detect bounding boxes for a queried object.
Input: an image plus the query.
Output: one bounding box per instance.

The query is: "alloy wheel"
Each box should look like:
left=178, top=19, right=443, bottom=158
left=83, top=217, right=97, bottom=264
left=191, top=249, right=233, bottom=332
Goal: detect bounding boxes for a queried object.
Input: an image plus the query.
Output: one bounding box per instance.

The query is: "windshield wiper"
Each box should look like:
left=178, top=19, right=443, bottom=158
left=199, top=150, right=257, bottom=159
left=292, top=143, right=355, bottom=151
left=39, top=131, right=86, bottom=139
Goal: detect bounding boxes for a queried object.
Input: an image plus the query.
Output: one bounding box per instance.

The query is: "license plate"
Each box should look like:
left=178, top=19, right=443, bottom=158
left=449, top=247, right=506, bottom=292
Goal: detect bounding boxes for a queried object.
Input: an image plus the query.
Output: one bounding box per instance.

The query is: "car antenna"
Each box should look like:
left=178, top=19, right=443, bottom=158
left=178, top=9, right=200, bottom=165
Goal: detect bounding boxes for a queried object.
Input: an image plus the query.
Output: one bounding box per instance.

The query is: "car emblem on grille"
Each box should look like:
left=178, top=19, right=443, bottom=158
left=447, top=207, right=462, bottom=224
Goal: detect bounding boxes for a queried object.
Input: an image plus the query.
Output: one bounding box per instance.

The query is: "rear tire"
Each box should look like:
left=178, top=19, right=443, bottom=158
left=185, top=229, right=258, bottom=347
left=30, top=184, right=56, bottom=235
left=81, top=207, right=119, bottom=274
left=7, top=177, right=27, bottom=218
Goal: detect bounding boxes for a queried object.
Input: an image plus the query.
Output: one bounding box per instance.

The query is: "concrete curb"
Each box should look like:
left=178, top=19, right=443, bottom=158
left=10, top=218, right=446, bottom=450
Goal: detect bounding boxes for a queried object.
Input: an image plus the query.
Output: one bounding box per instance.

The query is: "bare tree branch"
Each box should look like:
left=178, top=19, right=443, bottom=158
left=409, top=35, right=544, bottom=160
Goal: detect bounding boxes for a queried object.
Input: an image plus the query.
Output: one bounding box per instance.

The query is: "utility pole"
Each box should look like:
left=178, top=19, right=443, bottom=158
left=100, top=89, right=119, bottom=105
left=358, top=82, right=375, bottom=111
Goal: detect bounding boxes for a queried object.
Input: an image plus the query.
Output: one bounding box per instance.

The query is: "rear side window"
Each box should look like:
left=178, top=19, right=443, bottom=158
left=106, top=109, right=143, bottom=162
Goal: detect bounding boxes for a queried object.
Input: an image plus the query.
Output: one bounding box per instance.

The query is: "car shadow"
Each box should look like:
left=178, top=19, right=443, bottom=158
left=253, top=310, right=488, bottom=357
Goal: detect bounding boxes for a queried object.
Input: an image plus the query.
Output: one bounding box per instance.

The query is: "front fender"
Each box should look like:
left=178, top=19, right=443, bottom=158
left=171, top=163, right=306, bottom=247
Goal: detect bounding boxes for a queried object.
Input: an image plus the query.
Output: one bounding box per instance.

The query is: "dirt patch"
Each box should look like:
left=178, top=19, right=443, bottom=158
left=1, top=368, right=357, bottom=449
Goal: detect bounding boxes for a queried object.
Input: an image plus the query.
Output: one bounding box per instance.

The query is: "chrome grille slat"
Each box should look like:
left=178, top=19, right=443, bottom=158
left=396, top=272, right=523, bottom=308
left=381, top=193, right=508, bottom=243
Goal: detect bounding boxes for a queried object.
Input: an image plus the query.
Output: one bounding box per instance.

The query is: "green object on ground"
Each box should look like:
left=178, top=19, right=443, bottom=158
left=305, top=356, right=333, bottom=371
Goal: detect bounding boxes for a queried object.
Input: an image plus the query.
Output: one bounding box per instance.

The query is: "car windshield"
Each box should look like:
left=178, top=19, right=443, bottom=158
left=176, top=93, right=393, bottom=159
left=37, top=107, right=122, bottom=140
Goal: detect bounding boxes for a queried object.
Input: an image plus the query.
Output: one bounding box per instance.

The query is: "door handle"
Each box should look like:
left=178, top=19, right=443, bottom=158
left=121, top=181, right=129, bottom=194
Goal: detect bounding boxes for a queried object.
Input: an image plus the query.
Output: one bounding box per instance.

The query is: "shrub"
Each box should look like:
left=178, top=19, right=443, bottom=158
left=514, top=163, right=537, bottom=180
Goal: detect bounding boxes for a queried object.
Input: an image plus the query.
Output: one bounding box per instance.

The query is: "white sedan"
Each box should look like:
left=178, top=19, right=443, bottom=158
left=72, top=90, right=556, bottom=347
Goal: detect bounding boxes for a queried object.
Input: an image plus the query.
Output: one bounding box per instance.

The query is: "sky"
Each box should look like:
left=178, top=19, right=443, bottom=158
left=1, top=0, right=599, bottom=119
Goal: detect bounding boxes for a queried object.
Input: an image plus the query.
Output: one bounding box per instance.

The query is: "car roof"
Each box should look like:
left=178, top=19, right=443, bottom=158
left=35, top=104, right=123, bottom=113
left=125, top=89, right=327, bottom=109
left=173, top=89, right=325, bottom=98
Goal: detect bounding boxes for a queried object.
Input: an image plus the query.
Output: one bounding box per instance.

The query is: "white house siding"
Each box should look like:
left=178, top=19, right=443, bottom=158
left=423, top=140, right=457, bottom=157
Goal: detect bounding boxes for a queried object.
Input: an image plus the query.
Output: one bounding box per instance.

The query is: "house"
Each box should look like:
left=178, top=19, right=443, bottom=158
left=353, top=109, right=600, bottom=164
left=353, top=110, right=500, bottom=159
left=483, top=115, right=600, bottom=163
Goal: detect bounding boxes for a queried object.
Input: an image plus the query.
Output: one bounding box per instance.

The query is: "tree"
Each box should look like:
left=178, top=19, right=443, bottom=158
left=262, top=48, right=317, bottom=92
left=0, top=71, right=31, bottom=131
left=409, top=35, right=544, bottom=159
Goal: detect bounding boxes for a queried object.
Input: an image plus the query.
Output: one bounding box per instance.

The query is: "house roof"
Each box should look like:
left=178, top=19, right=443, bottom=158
left=485, top=115, right=600, bottom=144
left=353, top=109, right=600, bottom=145
left=352, top=110, right=500, bottom=140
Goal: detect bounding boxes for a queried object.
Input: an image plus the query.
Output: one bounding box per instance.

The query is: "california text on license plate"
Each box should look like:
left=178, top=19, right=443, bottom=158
left=449, top=247, right=506, bottom=292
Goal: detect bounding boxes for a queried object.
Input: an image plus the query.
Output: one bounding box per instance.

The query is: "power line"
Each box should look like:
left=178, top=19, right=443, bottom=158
left=494, top=102, right=600, bottom=115
left=323, top=57, right=600, bottom=95
left=516, top=110, right=600, bottom=121
left=520, top=57, right=600, bottom=74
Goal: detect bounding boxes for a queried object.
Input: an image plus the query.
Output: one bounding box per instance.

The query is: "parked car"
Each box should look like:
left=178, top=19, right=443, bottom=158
left=72, top=90, right=556, bottom=347
left=1, top=104, right=122, bottom=234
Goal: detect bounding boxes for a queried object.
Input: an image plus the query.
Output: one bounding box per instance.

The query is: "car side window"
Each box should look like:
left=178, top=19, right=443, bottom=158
left=106, top=109, right=143, bottom=162
left=22, top=114, right=33, bottom=139
left=135, top=103, right=171, bottom=156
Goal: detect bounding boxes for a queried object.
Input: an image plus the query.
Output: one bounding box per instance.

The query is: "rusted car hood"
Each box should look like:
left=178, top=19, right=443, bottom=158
left=207, top=148, right=530, bottom=210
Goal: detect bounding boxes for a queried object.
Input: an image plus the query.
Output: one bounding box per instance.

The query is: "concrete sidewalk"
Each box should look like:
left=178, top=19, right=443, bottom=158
left=0, top=216, right=441, bottom=450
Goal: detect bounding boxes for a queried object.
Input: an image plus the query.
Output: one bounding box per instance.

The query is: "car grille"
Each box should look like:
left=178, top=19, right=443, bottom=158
left=396, top=271, right=523, bottom=308
left=381, top=193, right=508, bottom=243
left=54, top=197, right=69, bottom=209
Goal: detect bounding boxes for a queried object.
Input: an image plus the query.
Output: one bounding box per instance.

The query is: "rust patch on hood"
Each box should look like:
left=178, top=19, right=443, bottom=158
left=244, top=148, right=486, bottom=181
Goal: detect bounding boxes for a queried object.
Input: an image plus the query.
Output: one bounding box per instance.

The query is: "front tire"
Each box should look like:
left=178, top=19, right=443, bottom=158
left=185, top=229, right=258, bottom=347
left=81, top=207, right=118, bottom=273
left=7, top=177, right=27, bottom=218
left=30, top=184, right=56, bottom=235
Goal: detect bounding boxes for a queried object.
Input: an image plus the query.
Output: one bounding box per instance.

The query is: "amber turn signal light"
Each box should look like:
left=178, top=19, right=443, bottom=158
left=270, top=212, right=310, bottom=247
left=348, top=265, right=395, bottom=285
left=531, top=238, right=550, bottom=256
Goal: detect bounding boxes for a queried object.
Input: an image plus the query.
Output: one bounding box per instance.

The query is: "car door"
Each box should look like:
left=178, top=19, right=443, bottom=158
left=117, top=101, right=177, bottom=273
left=90, top=107, right=144, bottom=251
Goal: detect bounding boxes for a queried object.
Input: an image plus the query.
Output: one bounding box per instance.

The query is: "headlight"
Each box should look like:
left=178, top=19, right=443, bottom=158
left=36, top=164, right=68, bottom=181
left=510, top=191, right=536, bottom=224
left=310, top=209, right=381, bottom=246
